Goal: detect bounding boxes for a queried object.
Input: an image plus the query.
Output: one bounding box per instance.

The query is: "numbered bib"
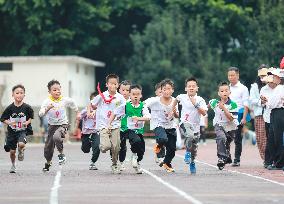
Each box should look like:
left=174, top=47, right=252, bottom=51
left=84, top=118, right=96, bottom=130
left=48, top=104, right=66, bottom=121
left=127, top=117, right=144, bottom=130
left=10, top=116, right=27, bottom=131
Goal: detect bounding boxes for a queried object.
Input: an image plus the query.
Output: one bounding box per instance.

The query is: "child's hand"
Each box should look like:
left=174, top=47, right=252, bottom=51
left=87, top=111, right=95, bottom=119
left=46, top=104, right=54, bottom=112
left=218, top=102, right=225, bottom=110
left=260, top=95, right=268, bottom=104
left=132, top=116, right=139, bottom=123
left=9, top=121, right=17, bottom=128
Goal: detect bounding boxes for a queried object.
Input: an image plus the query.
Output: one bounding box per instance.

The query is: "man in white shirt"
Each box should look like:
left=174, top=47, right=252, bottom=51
left=228, top=67, right=250, bottom=167
left=265, top=69, right=284, bottom=170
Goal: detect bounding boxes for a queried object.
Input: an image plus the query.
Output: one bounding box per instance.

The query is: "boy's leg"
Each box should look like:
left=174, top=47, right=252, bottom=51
left=99, top=129, right=112, bottom=153
left=17, top=131, right=27, bottom=161
left=53, top=126, right=68, bottom=154
left=154, top=127, right=168, bottom=158
left=44, top=126, right=57, bottom=162
left=90, top=132, right=100, bottom=163
left=119, top=131, right=127, bottom=163
left=163, top=129, right=177, bottom=165
left=128, top=131, right=145, bottom=162
left=215, top=125, right=229, bottom=160
left=110, top=128, right=121, bottom=165
left=81, top=134, right=92, bottom=153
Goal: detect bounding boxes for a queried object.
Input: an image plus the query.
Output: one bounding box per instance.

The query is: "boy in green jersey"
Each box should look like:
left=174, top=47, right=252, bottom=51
left=209, top=82, right=238, bottom=170
left=108, top=84, right=150, bottom=174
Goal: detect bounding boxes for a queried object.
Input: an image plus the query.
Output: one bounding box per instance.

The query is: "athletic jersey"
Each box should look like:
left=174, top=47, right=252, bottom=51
left=81, top=108, right=97, bottom=134
left=39, top=96, right=78, bottom=125
left=209, top=98, right=238, bottom=132
left=176, top=94, right=207, bottom=133
left=91, top=90, right=126, bottom=130
left=145, top=96, right=178, bottom=130
left=115, top=101, right=150, bottom=134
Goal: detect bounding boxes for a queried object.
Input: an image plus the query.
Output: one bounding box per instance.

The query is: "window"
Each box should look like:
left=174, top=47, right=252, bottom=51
left=0, top=63, right=13, bottom=71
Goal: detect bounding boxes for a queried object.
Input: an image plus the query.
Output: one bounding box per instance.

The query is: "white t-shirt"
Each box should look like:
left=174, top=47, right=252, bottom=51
left=230, top=81, right=249, bottom=111
left=91, top=91, right=126, bottom=130
left=81, top=108, right=97, bottom=134
left=259, top=84, right=274, bottom=123
left=176, top=94, right=207, bottom=133
left=145, top=96, right=178, bottom=130
left=39, top=96, right=78, bottom=125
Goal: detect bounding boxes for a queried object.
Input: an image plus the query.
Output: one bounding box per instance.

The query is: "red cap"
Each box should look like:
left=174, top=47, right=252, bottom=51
left=280, top=57, right=284, bottom=69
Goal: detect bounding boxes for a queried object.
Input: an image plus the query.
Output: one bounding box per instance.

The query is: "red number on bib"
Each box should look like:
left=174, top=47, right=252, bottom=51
left=107, top=111, right=112, bottom=118
left=56, top=111, right=60, bottom=118
left=135, top=122, right=139, bottom=128
left=185, top=114, right=189, bottom=121
left=18, top=122, right=22, bottom=128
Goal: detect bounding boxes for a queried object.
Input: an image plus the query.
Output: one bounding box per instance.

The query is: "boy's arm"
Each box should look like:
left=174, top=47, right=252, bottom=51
left=65, top=97, right=78, bottom=111
left=196, top=99, right=208, bottom=116
left=219, top=102, right=234, bottom=121
left=39, top=99, right=53, bottom=117
left=132, top=106, right=151, bottom=122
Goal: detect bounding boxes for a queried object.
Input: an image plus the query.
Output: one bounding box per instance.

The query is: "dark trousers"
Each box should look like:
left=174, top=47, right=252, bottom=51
left=126, top=130, right=145, bottom=162
left=199, top=126, right=206, bottom=143
left=215, top=125, right=235, bottom=160
left=270, top=108, right=284, bottom=168
left=119, top=131, right=128, bottom=163
left=154, top=127, right=177, bottom=165
left=234, top=124, right=244, bottom=162
left=264, top=123, right=274, bottom=165
left=81, top=133, right=100, bottom=163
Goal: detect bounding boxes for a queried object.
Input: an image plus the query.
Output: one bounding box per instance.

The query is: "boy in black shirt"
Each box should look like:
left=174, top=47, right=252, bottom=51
left=0, top=84, right=34, bottom=173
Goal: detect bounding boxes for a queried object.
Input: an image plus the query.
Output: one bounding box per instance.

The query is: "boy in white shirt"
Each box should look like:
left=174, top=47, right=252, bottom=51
left=172, top=77, right=207, bottom=174
left=89, top=74, right=126, bottom=174
left=39, top=80, right=78, bottom=172
left=145, top=79, right=179, bottom=173
left=209, top=82, right=238, bottom=170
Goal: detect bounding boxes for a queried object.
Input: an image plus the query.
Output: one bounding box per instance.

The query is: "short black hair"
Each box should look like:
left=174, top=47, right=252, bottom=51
left=154, top=82, right=161, bottom=91
left=218, top=81, right=230, bottom=89
left=160, top=79, right=175, bottom=89
left=130, top=84, right=142, bottom=92
left=47, top=80, right=60, bottom=91
left=118, top=80, right=131, bottom=89
left=258, top=64, right=269, bottom=70
left=12, top=84, right=25, bottom=93
left=106, top=74, right=119, bottom=83
left=185, top=77, right=198, bottom=86
left=228, top=67, right=239, bottom=73
left=89, top=92, right=96, bottom=100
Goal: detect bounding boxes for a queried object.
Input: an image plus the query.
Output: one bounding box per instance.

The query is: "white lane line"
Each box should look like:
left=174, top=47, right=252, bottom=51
left=142, top=168, right=203, bottom=204
left=175, top=154, right=284, bottom=187
left=50, top=166, right=62, bottom=204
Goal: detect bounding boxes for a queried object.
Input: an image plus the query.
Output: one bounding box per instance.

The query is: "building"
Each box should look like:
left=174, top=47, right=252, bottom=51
left=0, top=56, right=105, bottom=133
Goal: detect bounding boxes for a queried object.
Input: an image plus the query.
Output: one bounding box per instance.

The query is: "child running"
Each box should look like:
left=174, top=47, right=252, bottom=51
left=89, top=74, right=126, bottom=174
left=1, top=84, right=34, bottom=173
left=39, top=80, right=78, bottom=172
left=209, top=82, right=238, bottom=170
left=108, top=84, right=150, bottom=174
left=172, top=77, right=207, bottom=174
left=80, top=92, right=100, bottom=170
left=145, top=79, right=179, bottom=173
left=117, top=80, right=131, bottom=171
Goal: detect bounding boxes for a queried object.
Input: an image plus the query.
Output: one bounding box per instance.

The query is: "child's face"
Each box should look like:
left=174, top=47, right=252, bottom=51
left=119, top=84, right=130, bottom=99
left=161, top=84, right=174, bottom=98
left=12, top=88, right=25, bottom=103
left=130, top=88, right=142, bottom=103
left=185, top=81, right=198, bottom=96
left=218, top=85, right=230, bottom=100
left=106, top=78, right=119, bottom=93
left=155, top=87, right=162, bottom=97
left=49, top=83, right=61, bottom=99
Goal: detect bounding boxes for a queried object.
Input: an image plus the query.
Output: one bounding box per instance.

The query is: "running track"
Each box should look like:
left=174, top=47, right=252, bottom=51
left=0, top=139, right=283, bottom=204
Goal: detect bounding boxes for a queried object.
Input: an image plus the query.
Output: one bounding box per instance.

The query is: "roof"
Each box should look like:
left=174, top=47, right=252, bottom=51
left=0, top=56, right=105, bottom=67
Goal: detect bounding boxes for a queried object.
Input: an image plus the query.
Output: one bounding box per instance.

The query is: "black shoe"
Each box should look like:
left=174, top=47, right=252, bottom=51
left=231, top=161, right=240, bottom=167
left=43, top=163, right=52, bottom=172
left=217, top=158, right=225, bottom=170
left=159, top=161, right=164, bottom=167
left=225, top=157, right=232, bottom=164
left=267, top=165, right=282, bottom=170
left=263, top=163, right=271, bottom=169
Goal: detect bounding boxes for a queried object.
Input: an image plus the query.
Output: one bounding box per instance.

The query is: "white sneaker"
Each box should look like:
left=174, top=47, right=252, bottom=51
left=89, top=162, right=98, bottom=170
left=58, top=154, right=66, bottom=165
left=158, top=158, right=164, bottom=166
left=111, top=164, right=121, bottom=174
left=131, top=153, right=138, bottom=168
left=134, top=162, right=143, bottom=174
left=9, top=164, right=16, bottom=173
left=154, top=155, right=159, bottom=163
left=119, top=162, right=126, bottom=171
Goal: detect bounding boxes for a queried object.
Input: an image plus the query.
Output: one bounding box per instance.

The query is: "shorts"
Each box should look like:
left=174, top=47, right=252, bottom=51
left=4, top=131, right=27, bottom=152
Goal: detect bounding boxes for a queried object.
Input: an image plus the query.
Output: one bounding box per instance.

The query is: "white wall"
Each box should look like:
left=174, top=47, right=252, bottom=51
left=1, top=61, right=68, bottom=107
left=67, top=63, right=95, bottom=108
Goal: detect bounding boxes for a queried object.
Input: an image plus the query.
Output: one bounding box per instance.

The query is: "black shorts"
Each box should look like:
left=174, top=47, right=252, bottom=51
left=4, top=131, right=27, bottom=152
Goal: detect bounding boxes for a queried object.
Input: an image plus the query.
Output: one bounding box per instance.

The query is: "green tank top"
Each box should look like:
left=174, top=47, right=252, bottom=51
left=120, top=101, right=144, bottom=134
